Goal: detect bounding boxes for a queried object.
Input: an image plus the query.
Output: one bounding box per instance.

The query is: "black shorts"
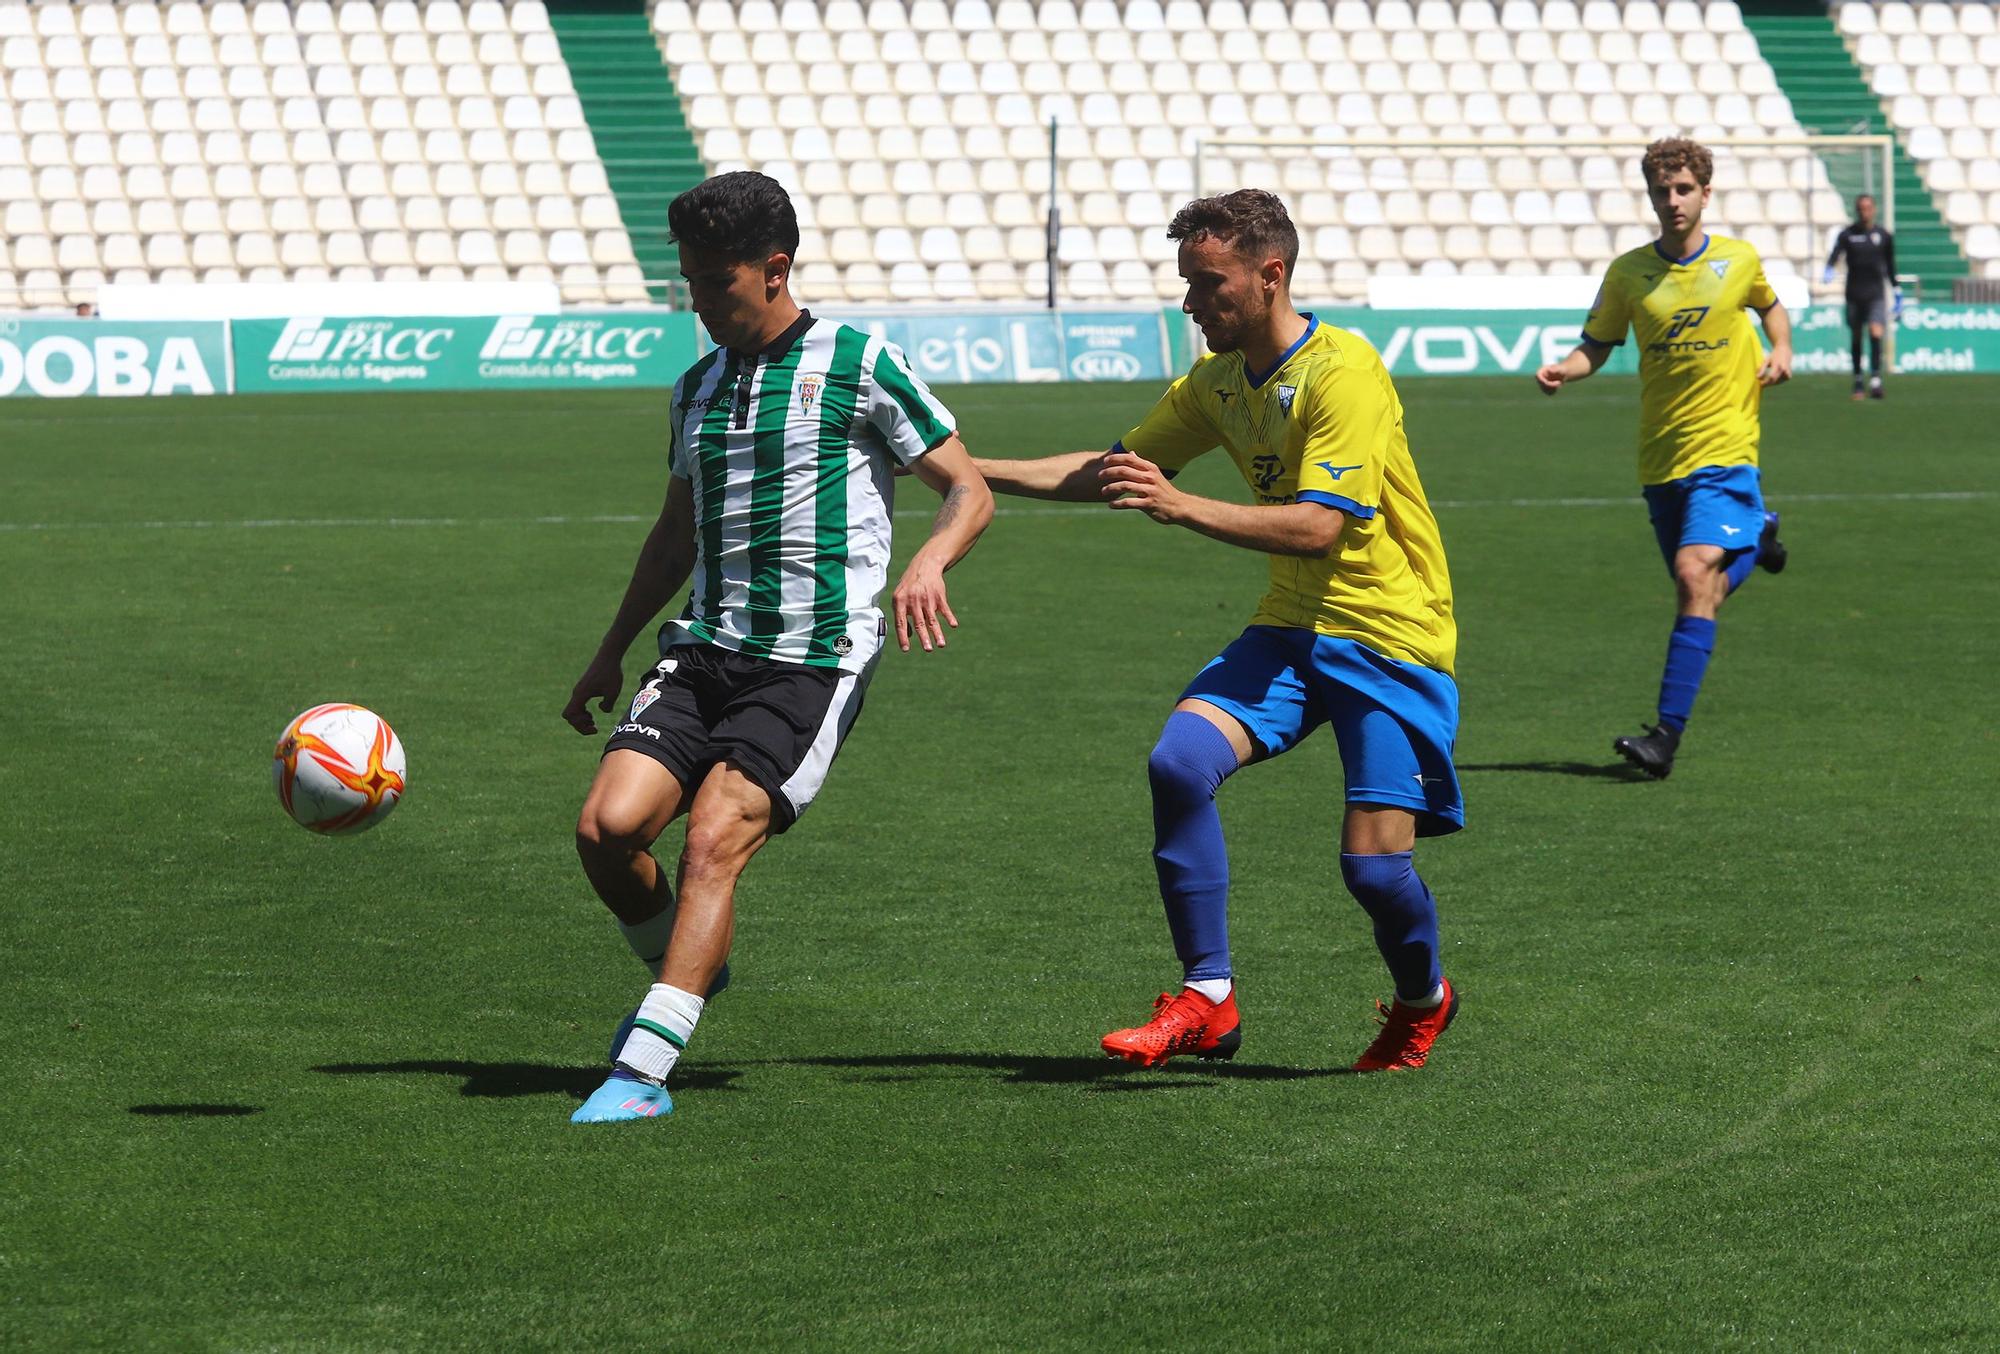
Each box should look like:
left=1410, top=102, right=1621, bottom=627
left=1846, top=293, right=1888, bottom=330
left=603, top=644, right=873, bottom=832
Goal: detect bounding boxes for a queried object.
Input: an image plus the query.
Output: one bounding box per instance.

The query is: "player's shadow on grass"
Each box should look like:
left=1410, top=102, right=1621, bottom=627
left=788, top=1053, right=1355, bottom=1086
left=128, top=1103, right=264, bottom=1117
left=1459, top=760, right=1651, bottom=782
left=311, top=1060, right=744, bottom=1098
left=309, top=1055, right=1347, bottom=1100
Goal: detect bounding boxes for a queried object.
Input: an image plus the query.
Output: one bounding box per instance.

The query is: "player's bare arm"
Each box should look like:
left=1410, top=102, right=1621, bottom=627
left=892, top=434, right=994, bottom=652
left=1754, top=301, right=1794, bottom=385
left=563, top=475, right=697, bottom=734
left=1099, top=448, right=1343, bottom=558
left=971, top=449, right=1110, bottom=501
left=1535, top=340, right=1612, bottom=395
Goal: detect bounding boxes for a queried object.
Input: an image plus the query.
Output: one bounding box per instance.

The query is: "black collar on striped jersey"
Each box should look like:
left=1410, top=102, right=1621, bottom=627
left=730, top=309, right=815, bottom=362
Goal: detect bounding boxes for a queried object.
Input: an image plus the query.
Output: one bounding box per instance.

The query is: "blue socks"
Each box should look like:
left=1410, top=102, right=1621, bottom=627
left=1656, top=615, right=1717, bottom=732
left=1341, top=852, right=1442, bottom=1002
left=1662, top=538, right=1758, bottom=731
left=1152, top=714, right=1447, bottom=1002
left=1724, top=547, right=1757, bottom=594
left=1148, top=712, right=1240, bottom=983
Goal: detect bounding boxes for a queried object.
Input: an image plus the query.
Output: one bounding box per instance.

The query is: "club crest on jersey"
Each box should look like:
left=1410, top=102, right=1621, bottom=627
left=1277, top=383, right=1297, bottom=417
left=629, top=676, right=665, bottom=720
left=832, top=634, right=854, bottom=656
left=1709, top=259, right=1730, bottom=279
left=797, top=375, right=822, bottom=416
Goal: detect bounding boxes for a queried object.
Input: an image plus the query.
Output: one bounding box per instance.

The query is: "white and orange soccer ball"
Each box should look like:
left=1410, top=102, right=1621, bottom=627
left=272, top=703, right=407, bottom=835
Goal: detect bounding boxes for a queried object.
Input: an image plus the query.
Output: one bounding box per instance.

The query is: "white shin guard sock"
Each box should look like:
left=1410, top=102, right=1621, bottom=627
left=616, top=983, right=704, bottom=1085
left=617, top=905, right=676, bottom=973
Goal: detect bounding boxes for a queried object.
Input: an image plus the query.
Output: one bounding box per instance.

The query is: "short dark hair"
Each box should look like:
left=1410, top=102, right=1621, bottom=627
left=667, top=171, right=800, bottom=261
left=1855, top=193, right=1876, bottom=206
left=1640, top=137, right=1714, bottom=189
left=1167, top=189, right=1300, bottom=273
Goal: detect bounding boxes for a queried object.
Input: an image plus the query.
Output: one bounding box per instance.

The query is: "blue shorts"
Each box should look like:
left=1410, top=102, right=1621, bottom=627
left=1179, top=626, right=1464, bottom=837
left=1642, top=463, right=1766, bottom=568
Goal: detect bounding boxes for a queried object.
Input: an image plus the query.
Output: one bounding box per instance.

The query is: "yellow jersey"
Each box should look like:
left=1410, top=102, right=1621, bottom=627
left=1116, top=316, right=1456, bottom=675
left=1582, top=234, right=1780, bottom=485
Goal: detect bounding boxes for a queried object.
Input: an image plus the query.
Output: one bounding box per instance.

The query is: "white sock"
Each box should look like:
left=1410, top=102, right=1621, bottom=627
left=616, top=983, right=704, bottom=1084
left=1403, top=982, right=1446, bottom=1010
left=1185, top=977, right=1232, bottom=1003
left=617, top=904, right=675, bottom=973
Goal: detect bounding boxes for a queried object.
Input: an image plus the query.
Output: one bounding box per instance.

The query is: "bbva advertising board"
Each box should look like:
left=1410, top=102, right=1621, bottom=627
left=6, top=304, right=2000, bottom=397
left=1330, top=304, right=2000, bottom=378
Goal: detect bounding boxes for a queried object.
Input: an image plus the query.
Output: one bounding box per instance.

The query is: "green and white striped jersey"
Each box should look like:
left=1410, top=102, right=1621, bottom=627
left=662, top=312, right=956, bottom=672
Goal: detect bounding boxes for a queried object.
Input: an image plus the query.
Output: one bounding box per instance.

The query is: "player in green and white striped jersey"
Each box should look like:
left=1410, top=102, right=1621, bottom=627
left=560, top=173, right=993, bottom=1124
left=663, top=301, right=959, bottom=670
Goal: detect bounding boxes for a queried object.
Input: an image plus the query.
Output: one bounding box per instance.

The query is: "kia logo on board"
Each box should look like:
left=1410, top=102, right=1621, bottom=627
left=1071, top=350, right=1142, bottom=381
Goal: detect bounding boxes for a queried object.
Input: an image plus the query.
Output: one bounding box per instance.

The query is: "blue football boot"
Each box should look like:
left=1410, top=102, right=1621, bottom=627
left=571, top=1068, right=673, bottom=1123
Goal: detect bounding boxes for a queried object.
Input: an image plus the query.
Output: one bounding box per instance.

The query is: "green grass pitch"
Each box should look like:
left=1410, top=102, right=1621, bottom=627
left=3, top=372, right=1996, bottom=1349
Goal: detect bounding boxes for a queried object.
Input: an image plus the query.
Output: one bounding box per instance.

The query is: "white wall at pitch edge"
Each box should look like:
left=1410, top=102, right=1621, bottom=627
left=99, top=279, right=561, bottom=318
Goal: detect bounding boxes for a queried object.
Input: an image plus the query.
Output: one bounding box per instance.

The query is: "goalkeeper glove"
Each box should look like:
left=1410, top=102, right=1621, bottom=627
left=1893, top=287, right=1905, bottom=318
left=1821, top=266, right=1835, bottom=284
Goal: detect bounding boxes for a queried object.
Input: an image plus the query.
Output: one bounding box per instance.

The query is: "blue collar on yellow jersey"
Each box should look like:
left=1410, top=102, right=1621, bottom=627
left=1245, top=312, right=1320, bottom=389
left=1652, top=235, right=1710, bottom=266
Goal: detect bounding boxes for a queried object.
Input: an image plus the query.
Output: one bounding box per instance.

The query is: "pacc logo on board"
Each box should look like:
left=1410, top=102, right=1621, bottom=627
left=479, top=315, right=666, bottom=361
left=268, top=318, right=455, bottom=362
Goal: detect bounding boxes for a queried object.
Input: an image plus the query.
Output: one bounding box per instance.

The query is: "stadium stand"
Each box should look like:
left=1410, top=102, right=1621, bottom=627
left=1833, top=0, right=1996, bottom=283
left=549, top=3, right=705, bottom=301
left=657, top=0, right=1864, bottom=305
left=0, top=0, right=646, bottom=310
left=0, top=0, right=1991, bottom=312
left=1739, top=0, right=1967, bottom=296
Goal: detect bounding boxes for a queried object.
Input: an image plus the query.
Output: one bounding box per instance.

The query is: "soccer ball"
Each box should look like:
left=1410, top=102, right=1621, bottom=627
left=273, top=703, right=407, bottom=835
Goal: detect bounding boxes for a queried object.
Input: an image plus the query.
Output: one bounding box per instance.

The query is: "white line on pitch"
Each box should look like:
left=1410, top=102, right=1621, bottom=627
left=0, top=489, right=1989, bottom=535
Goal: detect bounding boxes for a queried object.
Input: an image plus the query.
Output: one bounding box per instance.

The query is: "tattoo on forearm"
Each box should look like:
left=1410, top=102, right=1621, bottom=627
left=932, top=484, right=969, bottom=532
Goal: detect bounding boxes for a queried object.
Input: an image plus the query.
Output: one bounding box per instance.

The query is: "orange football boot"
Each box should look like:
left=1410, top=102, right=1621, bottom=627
left=1100, top=987, right=1242, bottom=1067
left=1351, top=977, right=1459, bottom=1071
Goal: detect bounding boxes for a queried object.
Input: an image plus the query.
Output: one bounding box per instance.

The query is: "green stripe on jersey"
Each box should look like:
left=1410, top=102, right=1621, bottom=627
left=809, top=326, right=870, bottom=665
left=688, top=354, right=739, bottom=644
left=740, top=341, right=807, bottom=658
left=679, top=344, right=725, bottom=399
left=872, top=346, right=951, bottom=450
left=669, top=345, right=724, bottom=477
